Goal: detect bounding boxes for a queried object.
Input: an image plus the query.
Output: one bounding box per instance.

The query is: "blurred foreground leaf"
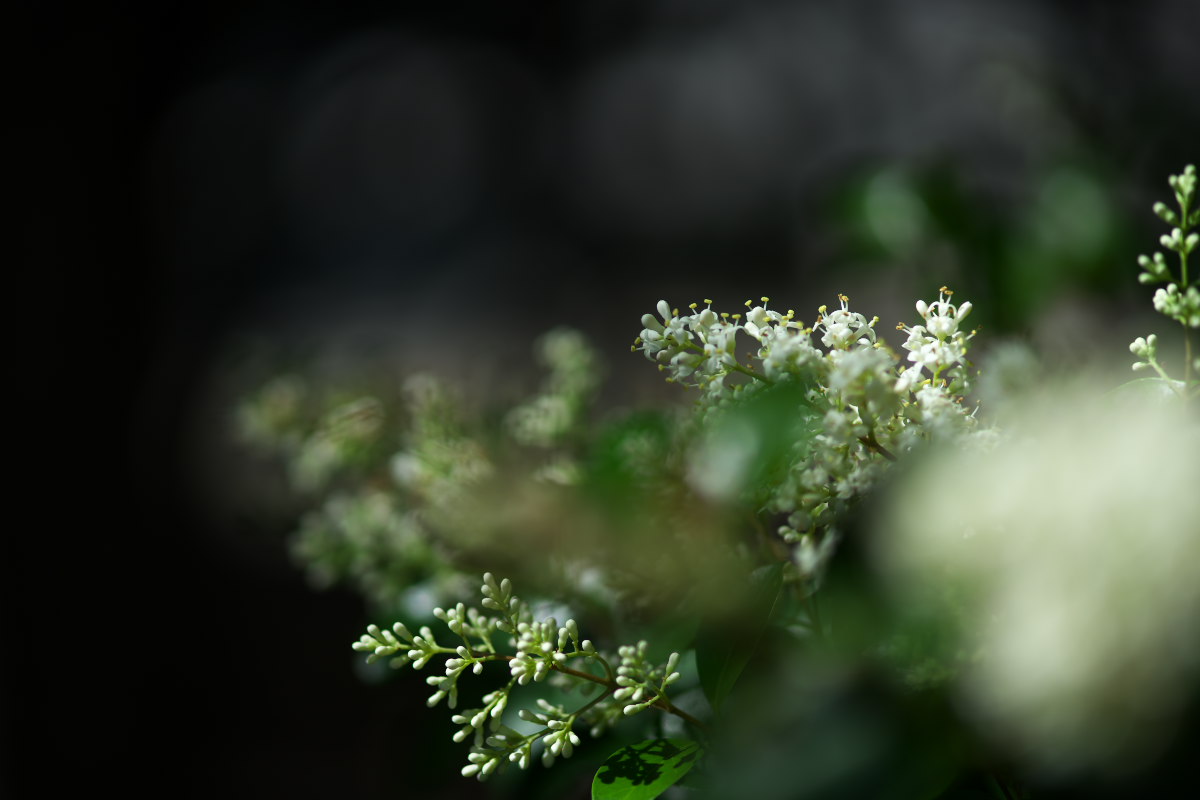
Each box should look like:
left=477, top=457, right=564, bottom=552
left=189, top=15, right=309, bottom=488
left=695, top=563, right=784, bottom=715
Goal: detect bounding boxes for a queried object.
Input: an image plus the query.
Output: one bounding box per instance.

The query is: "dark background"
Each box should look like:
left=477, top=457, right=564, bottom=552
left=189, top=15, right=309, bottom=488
left=13, top=0, right=1200, bottom=797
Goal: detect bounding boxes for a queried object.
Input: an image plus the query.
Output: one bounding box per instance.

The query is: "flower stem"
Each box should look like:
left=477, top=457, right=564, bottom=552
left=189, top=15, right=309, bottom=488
left=858, top=433, right=897, bottom=462
left=730, top=363, right=772, bottom=384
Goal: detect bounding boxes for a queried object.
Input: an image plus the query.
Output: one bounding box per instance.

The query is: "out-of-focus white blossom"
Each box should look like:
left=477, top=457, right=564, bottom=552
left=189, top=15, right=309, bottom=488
left=507, top=328, right=602, bottom=446
left=875, top=382, right=1200, bottom=778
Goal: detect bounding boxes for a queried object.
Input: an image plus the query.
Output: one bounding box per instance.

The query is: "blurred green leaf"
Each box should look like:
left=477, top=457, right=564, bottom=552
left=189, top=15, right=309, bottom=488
left=694, top=381, right=822, bottom=506
left=695, top=563, right=784, bottom=715
left=582, top=411, right=675, bottom=506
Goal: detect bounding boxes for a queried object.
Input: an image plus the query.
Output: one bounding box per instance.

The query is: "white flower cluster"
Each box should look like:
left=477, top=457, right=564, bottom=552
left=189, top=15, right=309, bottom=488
left=507, top=328, right=602, bottom=447
left=613, top=644, right=682, bottom=715
left=390, top=375, right=493, bottom=508
left=291, top=489, right=428, bottom=600
left=636, top=288, right=982, bottom=583
left=352, top=573, right=686, bottom=782
left=877, top=383, right=1200, bottom=776
left=518, top=699, right=582, bottom=765
left=456, top=696, right=588, bottom=778
left=634, top=297, right=807, bottom=396
left=288, top=395, right=385, bottom=491
left=896, top=291, right=974, bottom=391
left=509, top=616, right=583, bottom=685
left=1152, top=282, right=1200, bottom=328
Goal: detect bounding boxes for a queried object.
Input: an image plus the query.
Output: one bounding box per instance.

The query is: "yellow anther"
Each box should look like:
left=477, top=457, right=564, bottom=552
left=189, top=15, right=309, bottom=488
left=732, top=313, right=742, bottom=320
left=939, top=286, right=953, bottom=296
left=704, top=298, right=713, bottom=305
left=721, top=312, right=730, bottom=318
left=761, top=296, right=769, bottom=303
left=745, top=300, right=753, bottom=308
left=689, top=302, right=698, bottom=309
left=818, top=305, right=828, bottom=314
left=838, top=293, right=849, bottom=303
left=896, top=323, right=905, bottom=330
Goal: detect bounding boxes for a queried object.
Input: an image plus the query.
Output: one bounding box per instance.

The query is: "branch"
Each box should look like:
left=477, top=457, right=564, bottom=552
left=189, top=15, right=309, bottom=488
left=858, top=433, right=897, bottom=462
left=473, top=652, right=711, bottom=732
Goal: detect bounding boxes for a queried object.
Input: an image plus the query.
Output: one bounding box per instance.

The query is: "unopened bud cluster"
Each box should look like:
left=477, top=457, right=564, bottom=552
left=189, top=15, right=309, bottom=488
left=352, top=574, right=685, bottom=781
left=1131, top=165, right=1200, bottom=394
left=614, top=645, right=682, bottom=715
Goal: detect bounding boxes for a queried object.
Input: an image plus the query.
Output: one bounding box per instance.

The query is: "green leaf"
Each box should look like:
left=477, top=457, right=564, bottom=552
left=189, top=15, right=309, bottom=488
left=591, top=739, right=702, bottom=800
left=694, top=563, right=784, bottom=715
left=1108, top=376, right=1185, bottom=401
left=582, top=411, right=674, bottom=507
left=730, top=382, right=823, bottom=498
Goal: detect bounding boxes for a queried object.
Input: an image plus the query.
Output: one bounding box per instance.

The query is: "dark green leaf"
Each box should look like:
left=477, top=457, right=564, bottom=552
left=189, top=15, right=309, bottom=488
left=694, top=563, right=784, bottom=715
left=592, top=739, right=702, bottom=800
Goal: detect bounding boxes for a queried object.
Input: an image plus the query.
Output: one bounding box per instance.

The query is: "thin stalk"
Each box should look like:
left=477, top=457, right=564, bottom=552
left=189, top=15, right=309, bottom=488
left=858, top=432, right=897, bottom=462
left=730, top=362, right=772, bottom=384
left=1180, top=228, right=1193, bottom=403
left=1179, top=188, right=1194, bottom=402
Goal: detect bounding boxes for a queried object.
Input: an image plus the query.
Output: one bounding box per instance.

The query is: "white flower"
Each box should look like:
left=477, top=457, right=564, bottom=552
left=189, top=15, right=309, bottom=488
left=876, top=382, right=1200, bottom=777
left=894, top=364, right=924, bottom=394
left=794, top=531, right=839, bottom=581
left=898, top=287, right=974, bottom=380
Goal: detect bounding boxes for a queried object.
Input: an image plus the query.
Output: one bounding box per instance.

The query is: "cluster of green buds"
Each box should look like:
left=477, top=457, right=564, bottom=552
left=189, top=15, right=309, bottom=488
left=1131, top=164, right=1200, bottom=397
left=352, top=574, right=693, bottom=782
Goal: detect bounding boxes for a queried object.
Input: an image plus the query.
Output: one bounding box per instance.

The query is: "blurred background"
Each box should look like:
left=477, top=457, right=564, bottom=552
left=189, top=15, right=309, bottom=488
left=15, top=0, right=1199, bottom=797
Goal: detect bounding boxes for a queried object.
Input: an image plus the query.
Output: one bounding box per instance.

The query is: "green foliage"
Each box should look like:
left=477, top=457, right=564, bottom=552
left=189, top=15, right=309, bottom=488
left=592, top=739, right=702, bottom=800
left=829, top=162, right=1133, bottom=333
left=694, top=563, right=784, bottom=716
